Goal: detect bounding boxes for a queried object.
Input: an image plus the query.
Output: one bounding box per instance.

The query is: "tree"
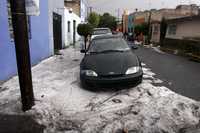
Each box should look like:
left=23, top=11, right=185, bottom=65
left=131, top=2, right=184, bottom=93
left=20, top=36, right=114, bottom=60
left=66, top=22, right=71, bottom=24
left=134, top=23, right=149, bottom=36
left=77, top=23, right=93, bottom=50
left=160, top=18, right=167, bottom=46
left=98, top=13, right=117, bottom=30
left=88, top=12, right=100, bottom=28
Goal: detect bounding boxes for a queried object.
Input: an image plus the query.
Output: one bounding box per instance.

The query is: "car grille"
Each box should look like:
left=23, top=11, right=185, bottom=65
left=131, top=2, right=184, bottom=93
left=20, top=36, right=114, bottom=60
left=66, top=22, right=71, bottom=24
left=99, top=74, right=125, bottom=78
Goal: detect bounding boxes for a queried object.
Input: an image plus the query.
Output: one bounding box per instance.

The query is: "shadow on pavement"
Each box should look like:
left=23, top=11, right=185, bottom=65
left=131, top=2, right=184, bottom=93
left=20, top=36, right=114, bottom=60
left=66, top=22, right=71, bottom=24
left=0, top=114, right=45, bottom=133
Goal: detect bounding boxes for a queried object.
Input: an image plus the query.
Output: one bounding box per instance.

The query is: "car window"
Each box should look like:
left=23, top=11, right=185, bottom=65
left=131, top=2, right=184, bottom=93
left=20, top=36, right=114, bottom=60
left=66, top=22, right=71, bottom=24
left=92, top=29, right=111, bottom=35
left=88, top=38, right=130, bottom=53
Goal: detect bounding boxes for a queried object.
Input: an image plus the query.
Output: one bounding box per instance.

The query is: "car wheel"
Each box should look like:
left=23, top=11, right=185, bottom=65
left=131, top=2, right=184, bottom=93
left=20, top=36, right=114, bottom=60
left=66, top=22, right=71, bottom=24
left=138, top=75, right=143, bottom=84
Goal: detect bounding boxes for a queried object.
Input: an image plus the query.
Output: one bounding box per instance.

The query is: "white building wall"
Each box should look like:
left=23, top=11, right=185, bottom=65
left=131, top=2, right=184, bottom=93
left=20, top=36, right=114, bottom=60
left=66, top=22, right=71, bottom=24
left=64, top=8, right=81, bottom=46
left=48, top=0, right=65, bottom=55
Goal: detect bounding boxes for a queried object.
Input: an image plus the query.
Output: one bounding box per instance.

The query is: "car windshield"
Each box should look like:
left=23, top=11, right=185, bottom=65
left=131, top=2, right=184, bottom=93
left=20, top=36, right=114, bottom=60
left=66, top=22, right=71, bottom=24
left=93, top=29, right=111, bottom=35
left=88, top=37, right=130, bottom=53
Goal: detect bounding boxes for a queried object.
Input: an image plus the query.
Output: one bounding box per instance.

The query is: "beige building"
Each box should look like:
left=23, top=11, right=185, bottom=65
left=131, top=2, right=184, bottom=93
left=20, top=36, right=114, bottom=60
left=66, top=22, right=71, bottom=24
left=166, top=15, right=200, bottom=40
left=151, top=21, right=161, bottom=43
left=150, top=4, right=199, bottom=43
left=65, top=0, right=81, bottom=17
left=122, top=10, right=129, bottom=33
left=64, top=0, right=88, bottom=22
left=134, top=11, right=150, bottom=25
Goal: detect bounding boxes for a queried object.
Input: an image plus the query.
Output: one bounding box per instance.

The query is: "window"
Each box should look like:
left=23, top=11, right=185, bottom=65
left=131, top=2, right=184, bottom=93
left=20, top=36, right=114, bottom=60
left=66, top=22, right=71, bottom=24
left=68, top=21, right=71, bottom=33
left=73, top=20, right=76, bottom=32
left=7, top=0, right=31, bottom=41
left=168, top=24, right=177, bottom=35
left=153, top=25, right=159, bottom=35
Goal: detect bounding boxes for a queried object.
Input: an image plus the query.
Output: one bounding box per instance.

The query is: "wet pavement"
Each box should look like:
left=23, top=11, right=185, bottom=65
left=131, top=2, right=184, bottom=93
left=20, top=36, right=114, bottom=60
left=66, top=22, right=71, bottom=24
left=134, top=45, right=200, bottom=101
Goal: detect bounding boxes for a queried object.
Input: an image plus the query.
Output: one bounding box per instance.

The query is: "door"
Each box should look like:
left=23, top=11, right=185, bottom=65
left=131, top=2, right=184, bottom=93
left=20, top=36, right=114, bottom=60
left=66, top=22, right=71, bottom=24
left=73, top=20, right=76, bottom=45
left=53, top=12, right=62, bottom=53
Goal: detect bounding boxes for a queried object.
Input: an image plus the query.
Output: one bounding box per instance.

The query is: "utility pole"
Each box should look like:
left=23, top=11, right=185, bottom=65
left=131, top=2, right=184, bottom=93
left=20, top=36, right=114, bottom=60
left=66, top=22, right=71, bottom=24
left=147, top=10, right=152, bottom=44
left=147, top=0, right=152, bottom=44
left=89, top=6, right=93, bottom=14
left=122, top=14, right=123, bottom=33
left=117, top=8, right=120, bottom=22
left=10, top=0, right=35, bottom=111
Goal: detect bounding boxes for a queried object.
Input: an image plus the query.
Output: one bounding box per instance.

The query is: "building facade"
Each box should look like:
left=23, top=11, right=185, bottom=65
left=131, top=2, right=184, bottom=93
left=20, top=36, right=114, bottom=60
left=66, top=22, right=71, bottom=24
left=64, top=0, right=88, bottom=46
left=0, top=0, right=65, bottom=81
left=64, top=0, right=88, bottom=22
left=64, top=8, right=81, bottom=46
left=150, top=4, right=199, bottom=43
left=122, top=10, right=129, bottom=33
left=166, top=15, right=200, bottom=40
left=128, top=13, right=134, bottom=34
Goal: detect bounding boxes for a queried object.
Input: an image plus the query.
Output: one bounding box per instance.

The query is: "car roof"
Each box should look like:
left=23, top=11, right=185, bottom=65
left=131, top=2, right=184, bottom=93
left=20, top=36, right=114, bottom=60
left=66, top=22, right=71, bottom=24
left=92, top=34, right=123, bottom=41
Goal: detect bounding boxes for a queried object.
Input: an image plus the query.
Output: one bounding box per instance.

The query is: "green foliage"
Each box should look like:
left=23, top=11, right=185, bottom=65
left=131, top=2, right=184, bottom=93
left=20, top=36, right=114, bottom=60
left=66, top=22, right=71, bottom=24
left=98, top=13, right=117, bottom=30
left=134, top=23, right=149, bottom=36
left=88, top=12, right=100, bottom=28
left=77, top=23, right=93, bottom=38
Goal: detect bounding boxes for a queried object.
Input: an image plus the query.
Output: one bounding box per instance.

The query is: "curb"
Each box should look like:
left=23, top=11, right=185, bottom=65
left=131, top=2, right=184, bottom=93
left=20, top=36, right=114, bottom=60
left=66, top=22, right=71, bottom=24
left=160, top=47, right=200, bottom=62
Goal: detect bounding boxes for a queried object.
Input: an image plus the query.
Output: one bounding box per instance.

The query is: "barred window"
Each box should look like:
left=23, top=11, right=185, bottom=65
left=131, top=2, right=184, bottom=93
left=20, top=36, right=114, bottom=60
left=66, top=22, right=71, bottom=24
left=168, top=25, right=177, bottom=35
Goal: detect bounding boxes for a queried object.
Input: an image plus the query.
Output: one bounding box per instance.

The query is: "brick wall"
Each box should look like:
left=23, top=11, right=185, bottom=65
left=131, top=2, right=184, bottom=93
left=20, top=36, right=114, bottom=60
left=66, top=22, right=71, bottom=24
left=65, top=0, right=80, bottom=17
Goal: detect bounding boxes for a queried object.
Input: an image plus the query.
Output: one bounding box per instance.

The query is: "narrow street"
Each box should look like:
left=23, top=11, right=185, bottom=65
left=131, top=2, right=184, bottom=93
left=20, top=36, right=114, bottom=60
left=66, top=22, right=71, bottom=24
left=134, top=45, right=200, bottom=101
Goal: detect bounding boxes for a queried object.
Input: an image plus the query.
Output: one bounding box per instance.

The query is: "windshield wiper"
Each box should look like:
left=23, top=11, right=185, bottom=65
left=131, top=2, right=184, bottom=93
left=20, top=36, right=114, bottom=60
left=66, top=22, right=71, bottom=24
left=98, top=49, right=127, bottom=53
left=89, top=49, right=129, bottom=54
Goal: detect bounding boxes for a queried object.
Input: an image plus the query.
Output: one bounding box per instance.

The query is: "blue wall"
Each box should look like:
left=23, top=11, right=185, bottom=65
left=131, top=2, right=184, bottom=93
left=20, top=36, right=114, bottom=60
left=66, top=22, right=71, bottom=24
left=0, top=0, right=51, bottom=81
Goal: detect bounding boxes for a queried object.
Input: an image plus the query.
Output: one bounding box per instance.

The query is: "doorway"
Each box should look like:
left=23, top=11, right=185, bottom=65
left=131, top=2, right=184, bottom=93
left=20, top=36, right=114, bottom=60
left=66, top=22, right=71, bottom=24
left=53, top=12, right=62, bottom=53
left=73, top=20, right=76, bottom=45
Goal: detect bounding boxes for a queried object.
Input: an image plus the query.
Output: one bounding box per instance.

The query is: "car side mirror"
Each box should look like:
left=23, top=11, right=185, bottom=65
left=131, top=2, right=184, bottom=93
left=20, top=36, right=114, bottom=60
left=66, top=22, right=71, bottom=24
left=80, top=49, right=86, bottom=53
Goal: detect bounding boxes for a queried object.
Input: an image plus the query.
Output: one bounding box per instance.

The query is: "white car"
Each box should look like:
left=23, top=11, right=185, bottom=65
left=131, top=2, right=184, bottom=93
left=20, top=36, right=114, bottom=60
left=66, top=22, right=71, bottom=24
left=91, top=28, right=112, bottom=40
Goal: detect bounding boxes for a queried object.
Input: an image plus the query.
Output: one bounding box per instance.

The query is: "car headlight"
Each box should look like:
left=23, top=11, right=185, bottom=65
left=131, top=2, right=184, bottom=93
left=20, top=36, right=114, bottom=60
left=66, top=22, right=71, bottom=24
left=82, top=70, right=98, bottom=77
left=126, top=66, right=140, bottom=75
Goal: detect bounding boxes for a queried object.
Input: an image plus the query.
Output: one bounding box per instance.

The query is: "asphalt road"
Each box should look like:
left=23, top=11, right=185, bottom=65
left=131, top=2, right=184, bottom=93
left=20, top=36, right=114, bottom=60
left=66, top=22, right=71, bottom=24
left=134, top=45, right=200, bottom=101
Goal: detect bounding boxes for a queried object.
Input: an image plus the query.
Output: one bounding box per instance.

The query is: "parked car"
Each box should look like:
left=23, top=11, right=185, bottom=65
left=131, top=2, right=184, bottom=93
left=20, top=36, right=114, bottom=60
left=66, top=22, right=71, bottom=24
left=91, top=28, right=112, bottom=40
left=127, top=32, right=134, bottom=41
left=80, top=35, right=143, bottom=87
left=128, top=41, right=139, bottom=49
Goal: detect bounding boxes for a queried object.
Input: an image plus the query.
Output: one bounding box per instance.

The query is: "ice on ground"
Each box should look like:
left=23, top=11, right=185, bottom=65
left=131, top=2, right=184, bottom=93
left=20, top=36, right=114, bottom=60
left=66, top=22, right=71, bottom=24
left=141, top=62, right=146, bottom=66
left=151, top=46, right=165, bottom=54
left=0, top=45, right=200, bottom=133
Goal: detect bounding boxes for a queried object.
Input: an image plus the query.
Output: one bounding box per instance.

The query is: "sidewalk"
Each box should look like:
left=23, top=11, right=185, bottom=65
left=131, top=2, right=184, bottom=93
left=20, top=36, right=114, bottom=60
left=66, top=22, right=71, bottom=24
left=0, top=42, right=83, bottom=133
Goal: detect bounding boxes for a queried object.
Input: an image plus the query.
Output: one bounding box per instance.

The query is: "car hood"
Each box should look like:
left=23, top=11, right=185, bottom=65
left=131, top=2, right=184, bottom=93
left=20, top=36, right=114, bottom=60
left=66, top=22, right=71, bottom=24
left=81, top=51, right=140, bottom=76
